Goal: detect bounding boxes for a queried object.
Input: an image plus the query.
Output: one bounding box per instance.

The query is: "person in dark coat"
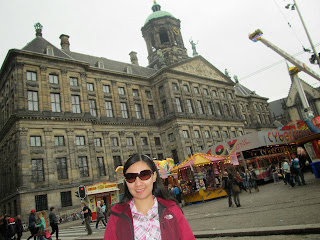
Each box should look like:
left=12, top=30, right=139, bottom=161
left=15, top=215, right=23, bottom=240
left=222, top=171, right=233, bottom=207
left=27, top=210, right=38, bottom=240
left=0, top=215, right=7, bottom=240
left=49, top=207, right=60, bottom=240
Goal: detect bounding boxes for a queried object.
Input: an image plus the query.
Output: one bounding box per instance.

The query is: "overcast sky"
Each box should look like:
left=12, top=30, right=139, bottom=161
left=1, top=0, right=320, bottom=102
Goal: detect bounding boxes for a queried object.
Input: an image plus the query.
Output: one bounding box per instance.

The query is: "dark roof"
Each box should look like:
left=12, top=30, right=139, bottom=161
left=268, top=98, right=287, bottom=118
left=22, top=36, right=72, bottom=59
left=21, top=36, right=157, bottom=78
left=64, top=51, right=157, bottom=77
left=234, top=81, right=263, bottom=98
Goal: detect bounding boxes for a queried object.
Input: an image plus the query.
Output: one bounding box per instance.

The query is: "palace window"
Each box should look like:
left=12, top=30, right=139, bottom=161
left=94, top=138, right=102, bottom=147
left=27, top=71, right=37, bottom=81
left=175, top=98, right=183, bottom=113
left=35, top=194, right=48, bottom=212
left=69, top=77, right=79, bottom=86
left=50, top=93, right=61, bottom=112
left=148, top=105, right=155, bottom=119
left=87, top=83, right=94, bottom=92
left=28, top=91, right=39, bottom=111
left=183, top=130, right=189, bottom=138
left=132, top=89, right=139, bottom=97
left=141, top=137, right=148, bottom=146
left=186, top=99, right=194, bottom=113
left=120, top=102, right=129, bottom=118
left=111, top=137, right=119, bottom=147
left=145, top=90, right=152, bottom=98
left=54, top=136, right=65, bottom=146
left=60, top=191, right=72, bottom=207
left=71, top=95, right=81, bottom=113
left=32, top=159, right=44, bottom=182
left=194, top=130, right=200, bottom=138
left=49, top=74, right=59, bottom=84
left=30, top=136, right=42, bottom=147
left=194, top=87, right=199, bottom=94
left=105, top=101, right=113, bottom=118
left=162, top=100, right=168, bottom=116
left=113, top=156, right=122, bottom=169
left=57, top=157, right=68, bottom=180
left=126, top=137, right=134, bottom=146
left=118, top=87, right=125, bottom=95
left=197, top=100, right=204, bottom=114
left=103, top=85, right=111, bottom=93
left=207, top=102, right=213, bottom=115
left=172, top=83, right=179, bottom=91
left=97, top=157, right=106, bottom=176
left=154, top=137, right=161, bottom=146
left=135, top=103, right=143, bottom=119
left=78, top=156, right=89, bottom=177
left=76, top=136, right=85, bottom=146
left=168, top=133, right=175, bottom=142
left=89, top=99, right=97, bottom=116
left=204, top=130, right=210, bottom=138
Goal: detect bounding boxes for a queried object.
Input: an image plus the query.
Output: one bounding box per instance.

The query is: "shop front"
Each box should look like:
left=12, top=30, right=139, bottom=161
left=85, top=182, right=120, bottom=220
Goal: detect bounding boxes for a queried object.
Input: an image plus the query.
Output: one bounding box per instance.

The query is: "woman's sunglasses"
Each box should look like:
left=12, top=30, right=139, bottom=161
left=124, top=169, right=154, bottom=183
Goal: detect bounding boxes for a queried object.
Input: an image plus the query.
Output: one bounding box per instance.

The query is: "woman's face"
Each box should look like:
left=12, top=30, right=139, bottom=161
left=125, top=161, right=156, bottom=201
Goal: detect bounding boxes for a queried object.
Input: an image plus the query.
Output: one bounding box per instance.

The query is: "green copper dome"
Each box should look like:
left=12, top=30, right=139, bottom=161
left=144, top=2, right=175, bottom=25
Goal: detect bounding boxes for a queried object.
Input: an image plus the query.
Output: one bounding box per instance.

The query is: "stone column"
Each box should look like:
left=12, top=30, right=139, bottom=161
left=80, top=72, right=89, bottom=113
left=86, top=128, right=96, bottom=182
left=102, top=131, right=114, bottom=180
left=43, top=127, right=54, bottom=185
left=17, top=127, right=30, bottom=189
left=66, top=128, right=78, bottom=183
left=40, top=66, right=49, bottom=111
left=134, top=131, right=141, bottom=153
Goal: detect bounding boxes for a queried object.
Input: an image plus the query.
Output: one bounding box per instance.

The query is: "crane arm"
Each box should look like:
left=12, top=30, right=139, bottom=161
left=249, top=29, right=320, bottom=81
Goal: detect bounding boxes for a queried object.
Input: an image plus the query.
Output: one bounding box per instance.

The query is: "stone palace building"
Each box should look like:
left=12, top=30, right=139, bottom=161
left=0, top=1, right=273, bottom=219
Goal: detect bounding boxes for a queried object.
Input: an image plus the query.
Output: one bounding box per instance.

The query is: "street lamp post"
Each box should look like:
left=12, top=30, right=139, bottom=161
left=289, top=0, right=320, bottom=69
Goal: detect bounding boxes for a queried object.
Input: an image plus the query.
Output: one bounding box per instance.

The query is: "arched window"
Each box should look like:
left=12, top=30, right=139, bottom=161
left=159, top=27, right=169, bottom=44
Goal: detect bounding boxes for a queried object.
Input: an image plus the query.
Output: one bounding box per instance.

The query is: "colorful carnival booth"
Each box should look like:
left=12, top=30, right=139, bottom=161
left=85, top=182, right=120, bottom=220
left=170, top=153, right=230, bottom=204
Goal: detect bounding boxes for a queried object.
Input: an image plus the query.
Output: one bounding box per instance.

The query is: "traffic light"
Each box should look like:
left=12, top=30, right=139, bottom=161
left=78, top=185, right=86, bottom=199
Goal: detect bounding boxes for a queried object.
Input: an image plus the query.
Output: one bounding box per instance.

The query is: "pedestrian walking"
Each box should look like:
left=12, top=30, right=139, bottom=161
left=95, top=201, right=106, bottom=229
left=282, top=159, right=290, bottom=185
left=222, top=171, right=233, bottom=207
left=104, top=153, right=195, bottom=240
left=81, top=203, right=92, bottom=235
left=35, top=211, right=46, bottom=240
left=248, top=166, right=259, bottom=192
left=236, top=172, right=246, bottom=192
left=100, top=200, right=108, bottom=223
left=15, top=215, right=23, bottom=240
left=7, top=217, right=16, bottom=240
left=173, top=185, right=182, bottom=207
left=49, top=207, right=59, bottom=240
left=27, top=210, right=38, bottom=240
left=270, top=164, right=279, bottom=183
left=229, top=173, right=241, bottom=207
left=291, top=153, right=306, bottom=185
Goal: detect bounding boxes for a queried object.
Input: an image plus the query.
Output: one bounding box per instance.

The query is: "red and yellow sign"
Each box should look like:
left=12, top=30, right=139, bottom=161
left=86, top=182, right=118, bottom=195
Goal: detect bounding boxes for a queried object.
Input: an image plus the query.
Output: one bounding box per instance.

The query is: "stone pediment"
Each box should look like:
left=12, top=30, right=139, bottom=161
left=171, top=58, right=227, bottom=82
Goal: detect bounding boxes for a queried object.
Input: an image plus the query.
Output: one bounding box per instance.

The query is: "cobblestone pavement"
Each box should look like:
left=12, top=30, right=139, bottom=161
left=184, top=172, right=320, bottom=234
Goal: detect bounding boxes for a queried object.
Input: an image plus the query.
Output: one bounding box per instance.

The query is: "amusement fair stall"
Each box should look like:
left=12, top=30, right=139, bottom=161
left=154, top=158, right=177, bottom=187
left=85, top=182, right=120, bottom=220
left=170, top=153, right=229, bottom=204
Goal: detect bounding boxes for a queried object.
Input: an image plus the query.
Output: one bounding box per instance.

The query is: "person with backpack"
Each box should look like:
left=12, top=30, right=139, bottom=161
left=95, top=201, right=106, bottom=229
left=228, top=173, right=241, bottom=207
left=81, top=203, right=92, bottom=235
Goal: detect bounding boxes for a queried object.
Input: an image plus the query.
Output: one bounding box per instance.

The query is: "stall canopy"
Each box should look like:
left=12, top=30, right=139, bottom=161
left=170, top=153, right=226, bottom=173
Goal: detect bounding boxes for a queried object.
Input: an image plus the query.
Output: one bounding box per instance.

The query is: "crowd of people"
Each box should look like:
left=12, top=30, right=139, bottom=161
left=0, top=215, right=23, bottom=240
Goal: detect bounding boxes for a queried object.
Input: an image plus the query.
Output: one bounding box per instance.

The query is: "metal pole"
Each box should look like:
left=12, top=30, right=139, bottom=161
left=293, top=0, right=320, bottom=69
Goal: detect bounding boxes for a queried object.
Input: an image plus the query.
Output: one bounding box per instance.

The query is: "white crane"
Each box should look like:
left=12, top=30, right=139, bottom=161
left=249, top=29, right=320, bottom=133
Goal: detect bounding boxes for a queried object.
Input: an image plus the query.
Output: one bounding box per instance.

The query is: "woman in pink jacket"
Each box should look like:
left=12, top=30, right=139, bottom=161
left=104, top=153, right=195, bottom=240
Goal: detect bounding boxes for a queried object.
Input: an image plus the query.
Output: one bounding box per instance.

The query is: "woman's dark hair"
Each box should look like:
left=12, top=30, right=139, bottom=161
left=228, top=173, right=234, bottom=179
left=121, top=153, right=177, bottom=204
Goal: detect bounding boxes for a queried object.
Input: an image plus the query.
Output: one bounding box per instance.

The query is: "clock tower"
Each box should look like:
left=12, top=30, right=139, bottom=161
left=141, top=1, right=189, bottom=69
